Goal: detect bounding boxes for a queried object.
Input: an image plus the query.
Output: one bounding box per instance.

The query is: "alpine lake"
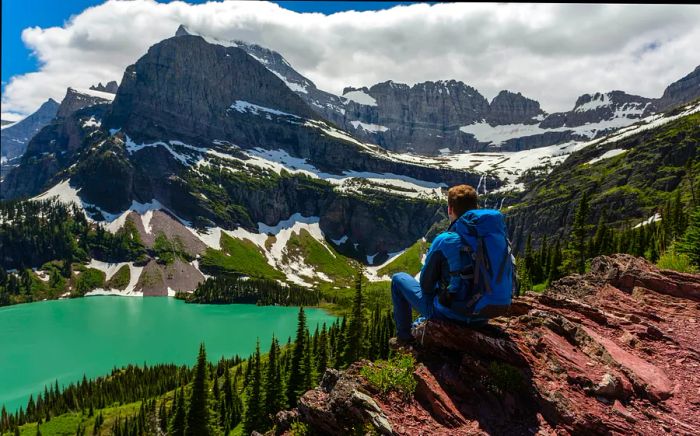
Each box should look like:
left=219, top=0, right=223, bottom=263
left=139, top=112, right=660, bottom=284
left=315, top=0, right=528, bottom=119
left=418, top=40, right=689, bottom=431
left=0, top=296, right=337, bottom=413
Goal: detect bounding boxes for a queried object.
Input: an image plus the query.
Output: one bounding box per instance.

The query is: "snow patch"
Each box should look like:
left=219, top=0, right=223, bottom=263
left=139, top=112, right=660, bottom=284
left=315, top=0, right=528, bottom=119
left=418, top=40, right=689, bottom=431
left=331, top=235, right=349, bottom=245
left=575, top=93, right=611, bottom=112
left=587, top=148, right=627, bottom=165
left=230, top=100, right=300, bottom=119
left=633, top=213, right=662, bottom=229
left=84, top=263, right=143, bottom=297
left=81, top=116, right=101, bottom=128
left=86, top=260, right=131, bottom=281
left=365, top=250, right=406, bottom=282
left=271, top=71, right=309, bottom=94
left=73, top=88, right=115, bottom=101
left=350, top=120, right=389, bottom=133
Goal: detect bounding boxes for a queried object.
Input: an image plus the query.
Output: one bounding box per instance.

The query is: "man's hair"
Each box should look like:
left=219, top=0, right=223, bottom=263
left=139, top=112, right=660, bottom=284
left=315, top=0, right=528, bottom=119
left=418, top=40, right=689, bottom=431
left=448, top=184, right=478, bottom=217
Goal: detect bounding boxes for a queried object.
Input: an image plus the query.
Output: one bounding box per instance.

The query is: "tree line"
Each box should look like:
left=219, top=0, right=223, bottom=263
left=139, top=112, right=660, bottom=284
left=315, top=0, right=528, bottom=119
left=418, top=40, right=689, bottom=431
left=519, top=189, right=699, bottom=289
left=176, top=275, right=322, bottom=307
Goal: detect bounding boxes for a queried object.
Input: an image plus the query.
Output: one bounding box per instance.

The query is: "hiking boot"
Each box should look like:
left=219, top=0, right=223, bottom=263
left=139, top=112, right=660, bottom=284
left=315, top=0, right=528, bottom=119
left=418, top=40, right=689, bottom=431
left=389, top=336, right=415, bottom=351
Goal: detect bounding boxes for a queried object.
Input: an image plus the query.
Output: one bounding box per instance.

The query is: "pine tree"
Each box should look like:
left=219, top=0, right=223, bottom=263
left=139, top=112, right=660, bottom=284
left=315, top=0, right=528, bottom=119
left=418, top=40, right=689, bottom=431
left=671, top=189, right=686, bottom=237
left=222, top=364, right=233, bottom=414
left=342, top=273, right=366, bottom=366
left=591, top=211, right=608, bottom=257
left=316, top=324, right=328, bottom=375
left=242, top=339, right=263, bottom=434
left=571, top=192, right=590, bottom=273
left=548, top=240, right=563, bottom=283
left=678, top=206, right=700, bottom=266
left=302, top=329, right=314, bottom=390
left=286, top=307, right=307, bottom=407
left=170, top=386, right=186, bottom=436
left=185, top=344, right=210, bottom=436
left=263, top=336, right=284, bottom=426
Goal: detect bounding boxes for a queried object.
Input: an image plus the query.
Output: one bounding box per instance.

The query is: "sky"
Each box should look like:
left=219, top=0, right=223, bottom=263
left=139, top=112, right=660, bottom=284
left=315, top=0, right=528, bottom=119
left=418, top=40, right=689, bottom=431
left=2, top=1, right=699, bottom=119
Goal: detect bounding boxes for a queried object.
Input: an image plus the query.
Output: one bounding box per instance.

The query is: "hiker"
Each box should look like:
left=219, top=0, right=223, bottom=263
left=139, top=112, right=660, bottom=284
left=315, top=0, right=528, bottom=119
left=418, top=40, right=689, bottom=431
left=389, top=184, right=516, bottom=348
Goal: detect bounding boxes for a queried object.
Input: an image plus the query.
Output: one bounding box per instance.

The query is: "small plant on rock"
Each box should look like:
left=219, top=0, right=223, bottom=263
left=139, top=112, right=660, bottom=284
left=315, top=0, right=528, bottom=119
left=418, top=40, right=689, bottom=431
left=361, top=352, right=417, bottom=400
left=484, top=361, right=526, bottom=396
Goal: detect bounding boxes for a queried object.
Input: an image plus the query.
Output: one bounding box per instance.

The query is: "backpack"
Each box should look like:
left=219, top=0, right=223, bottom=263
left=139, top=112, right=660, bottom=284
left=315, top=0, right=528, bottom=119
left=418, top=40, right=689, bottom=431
left=448, top=209, right=518, bottom=318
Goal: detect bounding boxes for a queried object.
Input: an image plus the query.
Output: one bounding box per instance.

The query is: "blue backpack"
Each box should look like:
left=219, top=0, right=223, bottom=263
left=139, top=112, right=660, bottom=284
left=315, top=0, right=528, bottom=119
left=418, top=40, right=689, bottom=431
left=448, top=209, right=517, bottom=318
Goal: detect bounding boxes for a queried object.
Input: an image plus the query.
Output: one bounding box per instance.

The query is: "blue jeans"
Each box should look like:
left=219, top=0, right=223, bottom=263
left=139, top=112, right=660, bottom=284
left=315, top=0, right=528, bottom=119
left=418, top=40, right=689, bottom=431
left=391, top=272, right=435, bottom=340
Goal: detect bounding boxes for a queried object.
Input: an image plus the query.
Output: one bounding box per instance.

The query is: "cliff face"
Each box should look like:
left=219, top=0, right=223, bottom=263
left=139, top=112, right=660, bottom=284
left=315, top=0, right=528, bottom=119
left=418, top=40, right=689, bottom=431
left=657, top=66, right=700, bottom=111
left=279, top=255, right=700, bottom=435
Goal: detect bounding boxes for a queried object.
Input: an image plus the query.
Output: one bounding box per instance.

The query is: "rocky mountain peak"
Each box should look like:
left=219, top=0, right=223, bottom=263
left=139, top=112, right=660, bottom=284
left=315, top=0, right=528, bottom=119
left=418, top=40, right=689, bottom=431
left=89, top=81, right=119, bottom=94
left=488, top=90, right=545, bottom=125
left=657, top=64, right=700, bottom=111
left=175, top=24, right=191, bottom=37
left=231, top=39, right=315, bottom=94
left=57, top=87, right=113, bottom=119
left=105, top=34, right=319, bottom=141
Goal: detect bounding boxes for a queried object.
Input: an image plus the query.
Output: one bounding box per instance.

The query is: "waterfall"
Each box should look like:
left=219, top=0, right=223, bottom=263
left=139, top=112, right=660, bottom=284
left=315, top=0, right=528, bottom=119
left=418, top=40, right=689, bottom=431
left=476, top=174, right=484, bottom=193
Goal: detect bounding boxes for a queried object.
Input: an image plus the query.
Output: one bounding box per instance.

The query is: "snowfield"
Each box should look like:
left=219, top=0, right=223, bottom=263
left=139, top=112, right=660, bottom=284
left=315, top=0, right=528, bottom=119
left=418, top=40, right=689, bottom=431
left=587, top=148, right=627, bottom=165
left=73, top=88, right=115, bottom=101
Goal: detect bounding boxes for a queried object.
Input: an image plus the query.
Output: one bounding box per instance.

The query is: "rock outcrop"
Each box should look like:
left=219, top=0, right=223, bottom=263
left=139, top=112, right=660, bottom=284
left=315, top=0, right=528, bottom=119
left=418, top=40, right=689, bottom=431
left=487, top=90, right=545, bottom=125
left=56, top=87, right=113, bottom=119
left=657, top=66, right=700, bottom=112
left=89, top=81, right=119, bottom=94
left=279, top=255, right=700, bottom=435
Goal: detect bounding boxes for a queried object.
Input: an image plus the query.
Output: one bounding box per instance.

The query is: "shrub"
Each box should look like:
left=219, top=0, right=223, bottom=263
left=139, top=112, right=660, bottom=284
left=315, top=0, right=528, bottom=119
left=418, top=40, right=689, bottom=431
left=74, top=268, right=106, bottom=295
left=484, top=361, right=526, bottom=396
left=361, top=353, right=417, bottom=399
left=657, top=245, right=698, bottom=274
left=106, top=265, right=130, bottom=290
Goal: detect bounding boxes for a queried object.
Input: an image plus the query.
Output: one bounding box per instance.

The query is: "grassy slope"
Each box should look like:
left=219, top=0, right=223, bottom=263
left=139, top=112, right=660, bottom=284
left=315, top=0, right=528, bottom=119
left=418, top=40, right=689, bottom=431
left=377, top=239, right=429, bottom=278
left=200, top=233, right=284, bottom=280
left=285, top=229, right=357, bottom=287
left=106, top=265, right=130, bottom=290
left=11, top=402, right=142, bottom=436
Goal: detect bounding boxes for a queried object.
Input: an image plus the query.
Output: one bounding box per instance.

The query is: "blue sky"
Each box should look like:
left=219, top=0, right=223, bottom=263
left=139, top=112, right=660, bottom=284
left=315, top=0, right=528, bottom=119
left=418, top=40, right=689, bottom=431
left=1, top=1, right=413, bottom=93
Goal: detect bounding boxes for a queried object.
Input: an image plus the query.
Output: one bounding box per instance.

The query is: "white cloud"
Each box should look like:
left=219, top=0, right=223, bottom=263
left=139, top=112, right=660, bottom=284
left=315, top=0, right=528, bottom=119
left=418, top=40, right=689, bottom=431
left=2, top=1, right=700, bottom=115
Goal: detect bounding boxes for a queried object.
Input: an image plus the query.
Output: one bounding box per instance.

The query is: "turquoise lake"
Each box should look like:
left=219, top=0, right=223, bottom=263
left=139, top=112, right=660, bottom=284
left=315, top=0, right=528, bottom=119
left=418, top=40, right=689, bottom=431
left=0, top=297, right=336, bottom=413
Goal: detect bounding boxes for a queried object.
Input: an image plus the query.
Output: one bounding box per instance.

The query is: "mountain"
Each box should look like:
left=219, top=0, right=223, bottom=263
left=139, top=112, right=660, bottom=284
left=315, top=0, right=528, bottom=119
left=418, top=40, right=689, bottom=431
left=2, top=27, right=698, bottom=292
left=505, top=102, right=699, bottom=252
left=56, top=87, right=114, bottom=119
left=657, top=65, right=700, bottom=111
left=1, top=88, right=113, bottom=199
left=2, top=33, right=482, bottom=267
left=1, top=98, right=60, bottom=163
left=227, top=32, right=698, bottom=155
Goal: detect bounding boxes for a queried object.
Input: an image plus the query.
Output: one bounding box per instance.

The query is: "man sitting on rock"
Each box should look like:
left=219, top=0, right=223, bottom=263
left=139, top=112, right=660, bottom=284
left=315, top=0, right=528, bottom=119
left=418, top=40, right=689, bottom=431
left=390, top=184, right=515, bottom=349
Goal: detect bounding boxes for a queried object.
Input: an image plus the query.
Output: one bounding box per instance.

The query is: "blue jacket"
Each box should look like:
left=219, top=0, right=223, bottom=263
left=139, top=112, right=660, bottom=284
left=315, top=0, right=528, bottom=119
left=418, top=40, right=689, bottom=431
left=419, top=221, right=473, bottom=322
